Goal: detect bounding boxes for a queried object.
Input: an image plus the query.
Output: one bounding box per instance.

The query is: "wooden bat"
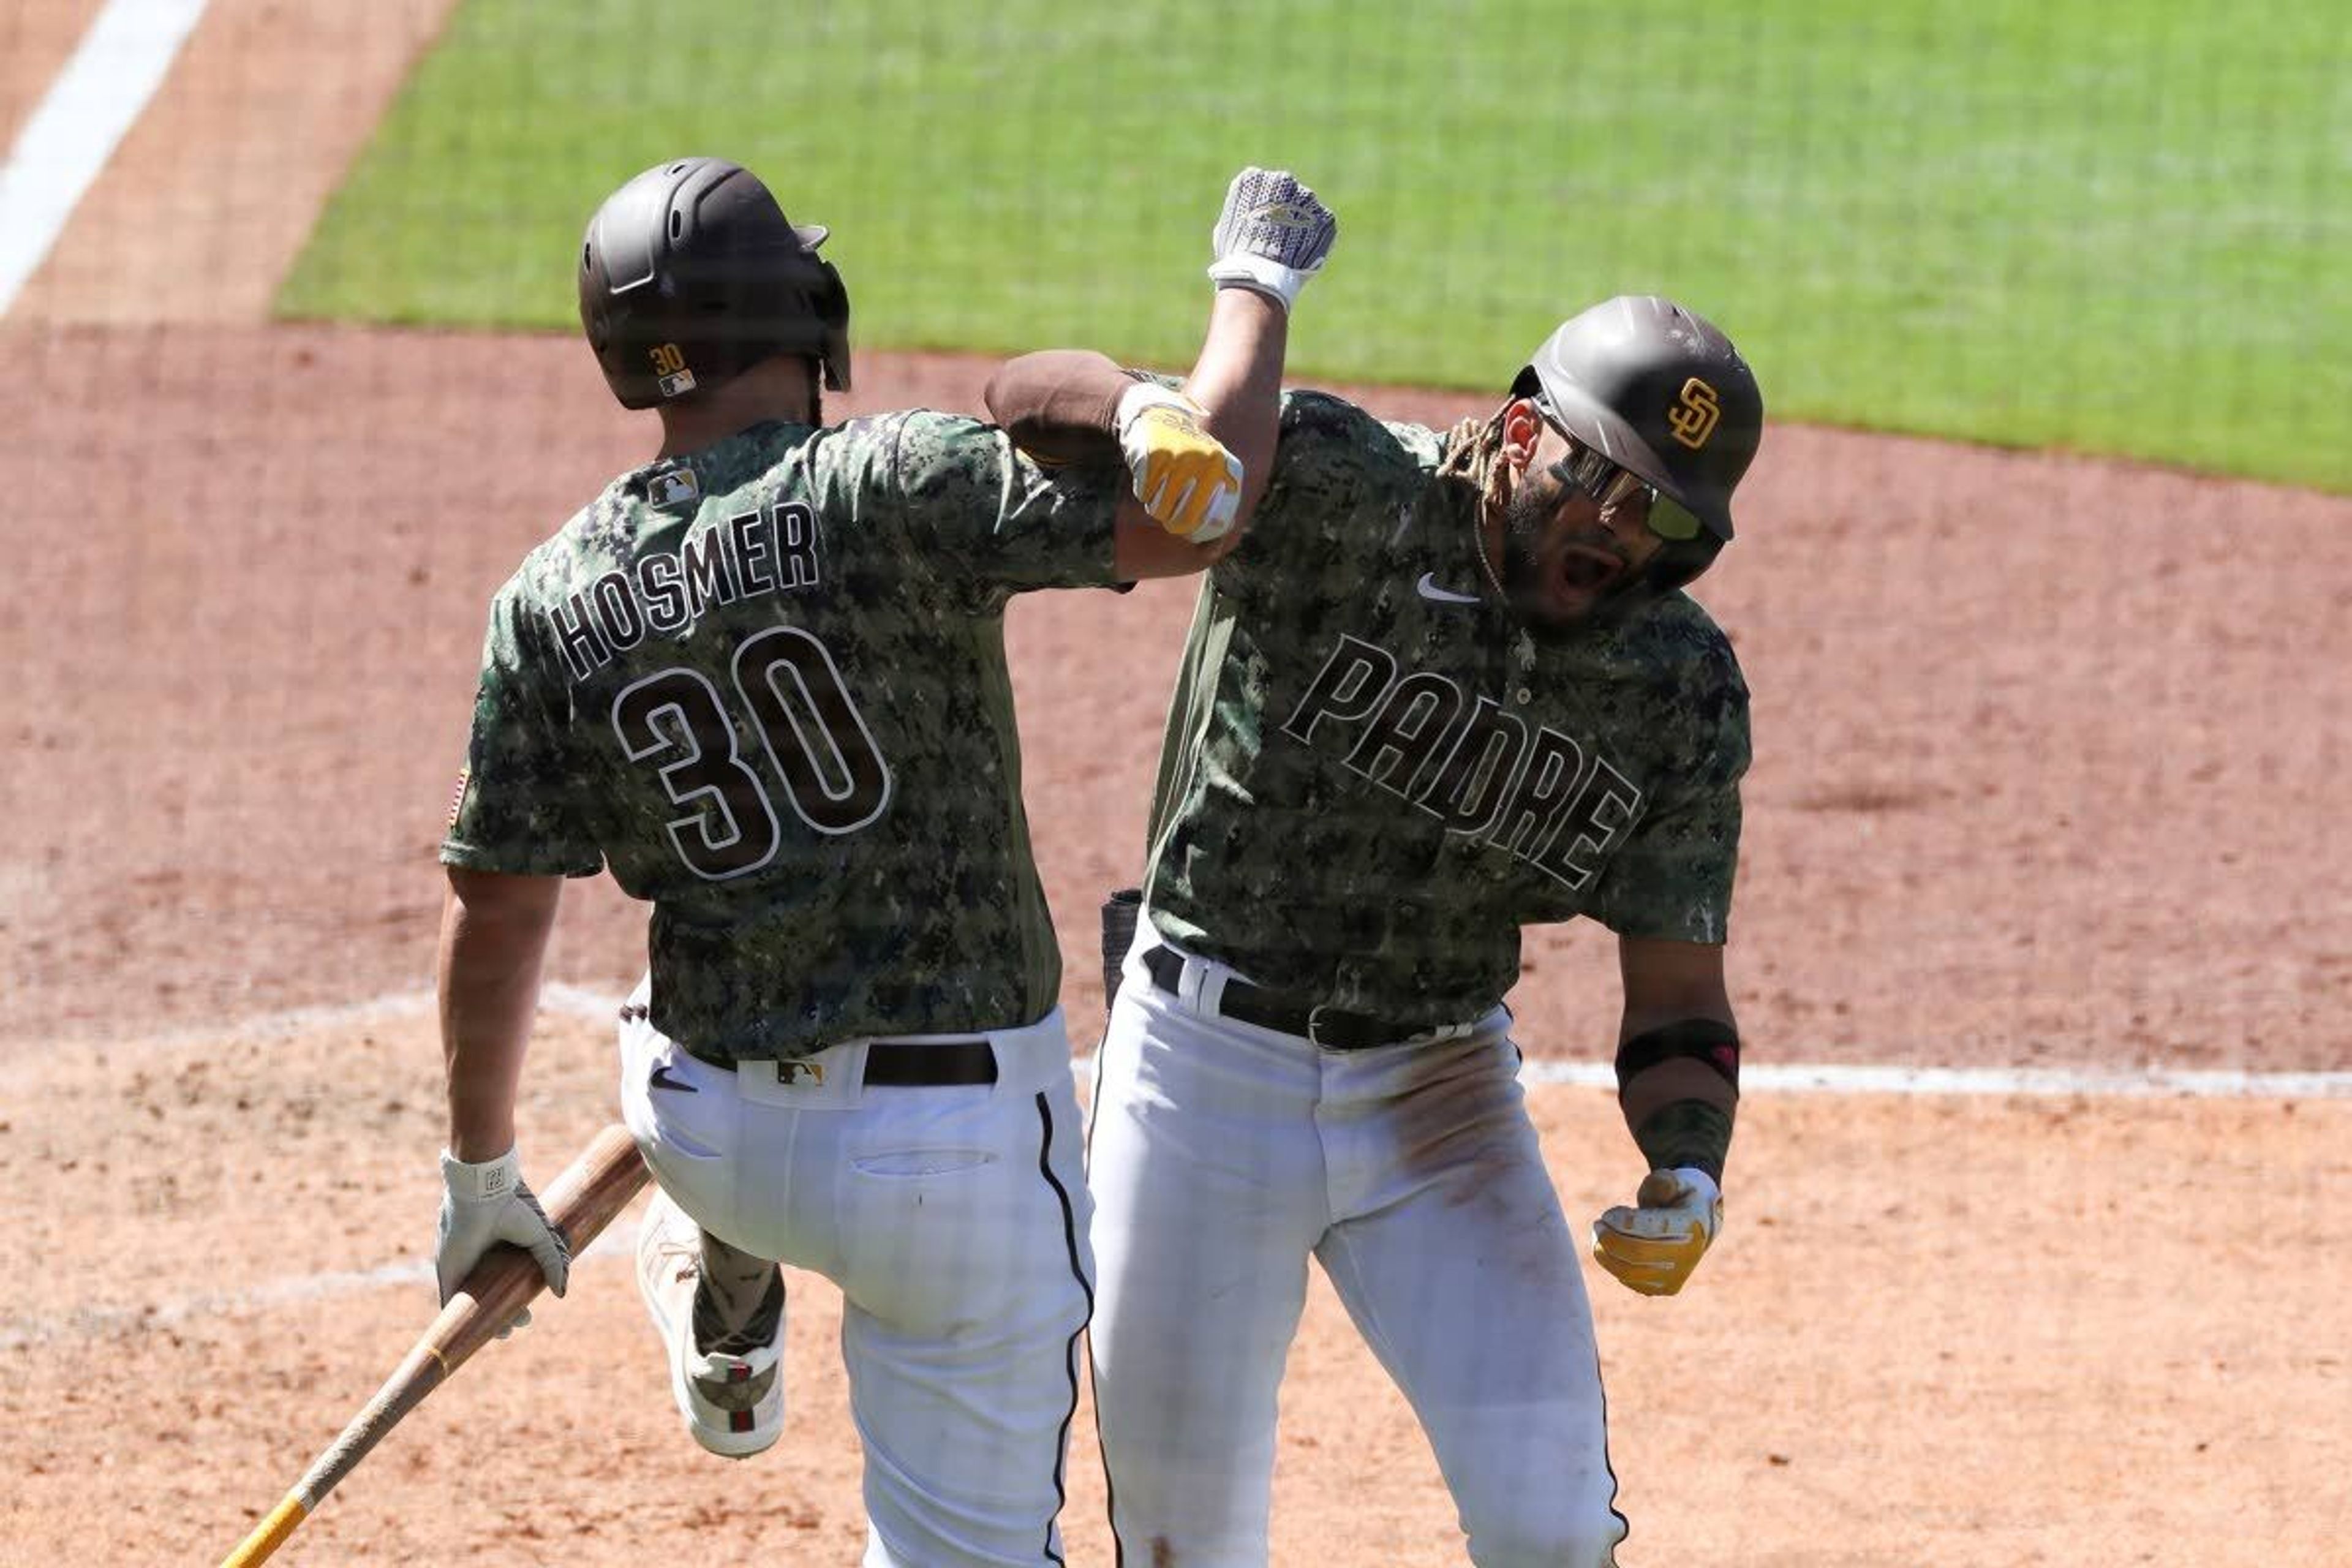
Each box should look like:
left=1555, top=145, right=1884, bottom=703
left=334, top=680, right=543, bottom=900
left=217, top=1123, right=650, bottom=1567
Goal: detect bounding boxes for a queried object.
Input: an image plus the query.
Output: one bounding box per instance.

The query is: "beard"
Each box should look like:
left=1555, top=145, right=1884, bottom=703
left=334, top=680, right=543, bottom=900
left=1496, top=475, right=1645, bottom=638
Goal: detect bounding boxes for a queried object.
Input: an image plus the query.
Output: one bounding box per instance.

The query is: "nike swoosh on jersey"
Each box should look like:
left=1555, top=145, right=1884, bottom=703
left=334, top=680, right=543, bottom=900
left=648, top=1063, right=698, bottom=1095
left=1415, top=572, right=1483, bottom=605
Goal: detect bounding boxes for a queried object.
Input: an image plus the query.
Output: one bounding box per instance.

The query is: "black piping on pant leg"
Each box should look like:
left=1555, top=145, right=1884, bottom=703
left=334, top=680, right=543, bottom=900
left=1034, top=1090, right=1095, bottom=1567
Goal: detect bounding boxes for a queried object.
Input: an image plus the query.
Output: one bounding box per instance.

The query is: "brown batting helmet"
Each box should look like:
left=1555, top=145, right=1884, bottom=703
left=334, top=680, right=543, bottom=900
left=578, top=157, right=851, bottom=410
left=1514, top=296, right=1764, bottom=589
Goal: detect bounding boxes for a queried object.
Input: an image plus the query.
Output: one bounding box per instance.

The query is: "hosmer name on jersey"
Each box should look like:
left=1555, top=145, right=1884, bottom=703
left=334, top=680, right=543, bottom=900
left=549, top=500, right=820, bottom=682
left=1282, top=634, right=1643, bottom=891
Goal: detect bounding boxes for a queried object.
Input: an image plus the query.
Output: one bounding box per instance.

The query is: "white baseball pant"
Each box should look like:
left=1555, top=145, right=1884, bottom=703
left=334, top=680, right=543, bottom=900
left=1086, top=933, right=1627, bottom=1567
left=620, top=994, right=1095, bottom=1567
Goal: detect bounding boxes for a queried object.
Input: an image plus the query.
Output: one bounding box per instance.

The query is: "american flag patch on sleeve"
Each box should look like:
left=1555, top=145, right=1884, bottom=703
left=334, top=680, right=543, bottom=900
left=446, top=765, right=470, bottom=829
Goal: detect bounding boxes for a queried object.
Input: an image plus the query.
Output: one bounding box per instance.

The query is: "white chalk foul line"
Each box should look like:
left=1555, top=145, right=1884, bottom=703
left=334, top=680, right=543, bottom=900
left=1512, top=1060, right=2352, bottom=1099
left=0, top=0, right=212, bottom=316
left=541, top=989, right=2352, bottom=1098
left=15, top=986, right=2345, bottom=1347
left=81, top=983, right=2352, bottom=1101
left=1, top=1224, right=639, bottom=1352
left=20, top=981, right=620, bottom=1057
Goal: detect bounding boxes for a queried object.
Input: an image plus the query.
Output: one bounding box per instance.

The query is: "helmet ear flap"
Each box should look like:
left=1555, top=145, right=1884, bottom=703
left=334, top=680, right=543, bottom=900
left=1644, top=531, right=1723, bottom=594
left=812, top=258, right=852, bottom=392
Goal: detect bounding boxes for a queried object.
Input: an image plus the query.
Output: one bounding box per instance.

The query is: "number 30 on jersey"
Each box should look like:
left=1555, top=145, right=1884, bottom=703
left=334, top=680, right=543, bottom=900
left=612, top=625, right=892, bottom=880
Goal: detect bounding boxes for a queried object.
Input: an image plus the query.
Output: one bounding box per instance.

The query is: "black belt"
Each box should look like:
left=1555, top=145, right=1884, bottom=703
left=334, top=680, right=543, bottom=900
left=726, top=1040, right=995, bottom=1087
left=1140, top=946, right=1408, bottom=1052
left=861, top=1038, right=997, bottom=1087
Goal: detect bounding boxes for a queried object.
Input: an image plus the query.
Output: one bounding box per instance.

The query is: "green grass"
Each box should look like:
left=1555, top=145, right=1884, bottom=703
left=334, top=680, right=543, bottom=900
left=282, top=0, right=2352, bottom=491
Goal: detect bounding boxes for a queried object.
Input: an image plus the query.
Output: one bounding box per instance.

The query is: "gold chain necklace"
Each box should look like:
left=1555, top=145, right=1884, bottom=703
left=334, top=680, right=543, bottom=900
left=1468, top=500, right=1509, bottom=603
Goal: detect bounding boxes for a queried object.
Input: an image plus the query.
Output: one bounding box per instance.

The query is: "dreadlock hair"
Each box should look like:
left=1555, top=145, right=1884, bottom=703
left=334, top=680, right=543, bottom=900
left=1437, top=396, right=1520, bottom=602
left=1436, top=397, right=1518, bottom=520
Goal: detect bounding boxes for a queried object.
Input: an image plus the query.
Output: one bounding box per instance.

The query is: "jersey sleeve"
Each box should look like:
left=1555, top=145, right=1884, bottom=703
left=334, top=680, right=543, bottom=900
left=883, top=409, right=1125, bottom=596
left=440, top=580, right=605, bottom=878
left=1585, top=650, right=1750, bottom=943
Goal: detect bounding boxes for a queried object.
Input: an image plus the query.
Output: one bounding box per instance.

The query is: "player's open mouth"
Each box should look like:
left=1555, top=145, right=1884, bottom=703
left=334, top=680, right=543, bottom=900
left=1556, top=546, right=1622, bottom=594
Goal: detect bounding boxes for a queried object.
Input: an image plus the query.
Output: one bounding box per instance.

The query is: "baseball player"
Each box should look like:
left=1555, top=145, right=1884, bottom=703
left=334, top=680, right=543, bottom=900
left=986, top=296, right=1763, bottom=1566
left=429, top=157, right=1336, bottom=1566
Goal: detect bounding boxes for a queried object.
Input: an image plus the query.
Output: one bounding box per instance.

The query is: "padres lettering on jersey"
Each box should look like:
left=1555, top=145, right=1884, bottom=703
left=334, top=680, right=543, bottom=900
left=1142, top=391, right=1749, bottom=1028
left=443, top=413, right=1126, bottom=1062
left=1281, top=633, right=1644, bottom=893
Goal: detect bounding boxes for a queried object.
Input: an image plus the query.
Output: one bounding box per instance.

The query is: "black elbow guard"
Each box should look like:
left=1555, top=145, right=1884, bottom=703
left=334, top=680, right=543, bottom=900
left=1608, top=1025, right=1740, bottom=1100
left=1616, top=1019, right=1740, bottom=1183
left=1613, top=1017, right=1740, bottom=1098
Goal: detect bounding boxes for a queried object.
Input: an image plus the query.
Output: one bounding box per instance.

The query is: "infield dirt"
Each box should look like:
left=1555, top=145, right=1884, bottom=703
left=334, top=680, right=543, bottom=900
left=2, top=3, right=2348, bottom=1563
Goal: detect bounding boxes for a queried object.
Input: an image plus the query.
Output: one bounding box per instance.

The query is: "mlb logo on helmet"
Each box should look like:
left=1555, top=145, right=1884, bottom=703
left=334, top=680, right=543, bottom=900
left=650, top=341, right=697, bottom=399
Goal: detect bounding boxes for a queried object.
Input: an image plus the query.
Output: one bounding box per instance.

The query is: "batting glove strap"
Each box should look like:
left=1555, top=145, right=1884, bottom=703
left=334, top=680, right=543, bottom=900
left=1207, top=256, right=1322, bottom=312
left=1115, top=383, right=1243, bottom=543
left=439, top=1147, right=521, bottom=1201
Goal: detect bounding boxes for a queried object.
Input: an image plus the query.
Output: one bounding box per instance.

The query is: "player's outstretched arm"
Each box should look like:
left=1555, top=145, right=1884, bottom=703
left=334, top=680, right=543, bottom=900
left=983, top=165, right=1336, bottom=580
left=1182, top=167, right=1335, bottom=536
left=1173, top=285, right=1287, bottom=552
left=1590, top=936, right=1741, bottom=1297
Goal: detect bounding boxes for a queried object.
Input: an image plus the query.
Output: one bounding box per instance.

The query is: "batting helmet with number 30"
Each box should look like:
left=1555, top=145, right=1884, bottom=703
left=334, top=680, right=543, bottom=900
left=578, top=157, right=852, bottom=409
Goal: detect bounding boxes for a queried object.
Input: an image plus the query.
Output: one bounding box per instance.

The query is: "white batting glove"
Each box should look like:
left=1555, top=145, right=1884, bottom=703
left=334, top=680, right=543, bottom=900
left=1115, top=382, right=1244, bottom=542
left=1208, top=167, right=1337, bottom=312
left=435, top=1147, right=570, bottom=1337
left=1591, top=1167, right=1723, bottom=1297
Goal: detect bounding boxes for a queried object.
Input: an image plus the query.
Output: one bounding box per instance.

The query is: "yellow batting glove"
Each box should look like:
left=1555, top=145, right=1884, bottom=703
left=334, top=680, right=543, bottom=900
left=1591, top=1167, right=1722, bottom=1297
left=1115, top=384, right=1243, bottom=543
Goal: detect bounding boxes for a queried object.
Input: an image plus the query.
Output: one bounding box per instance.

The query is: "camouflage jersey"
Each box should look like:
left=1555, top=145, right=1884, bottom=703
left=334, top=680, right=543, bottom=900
left=1142, top=391, right=1750, bottom=1030
left=443, top=413, right=1123, bottom=1063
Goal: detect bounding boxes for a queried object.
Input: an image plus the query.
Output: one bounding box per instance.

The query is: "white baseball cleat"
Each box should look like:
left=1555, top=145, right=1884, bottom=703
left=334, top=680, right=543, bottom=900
left=636, top=1189, right=785, bottom=1459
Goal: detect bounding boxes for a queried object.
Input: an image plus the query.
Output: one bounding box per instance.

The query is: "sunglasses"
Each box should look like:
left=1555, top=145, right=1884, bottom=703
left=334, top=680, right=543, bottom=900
left=1541, top=424, right=1705, bottom=542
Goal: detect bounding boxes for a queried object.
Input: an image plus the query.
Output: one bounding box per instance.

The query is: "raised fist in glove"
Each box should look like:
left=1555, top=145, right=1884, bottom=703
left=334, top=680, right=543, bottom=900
left=1208, top=166, right=1337, bottom=313
left=1591, top=1166, right=1722, bottom=1297
left=1115, top=382, right=1245, bottom=542
left=435, top=1147, right=570, bottom=1336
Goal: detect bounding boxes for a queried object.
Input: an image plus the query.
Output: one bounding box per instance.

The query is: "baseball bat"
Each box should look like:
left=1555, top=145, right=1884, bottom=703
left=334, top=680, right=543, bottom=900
left=217, top=1123, right=650, bottom=1567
